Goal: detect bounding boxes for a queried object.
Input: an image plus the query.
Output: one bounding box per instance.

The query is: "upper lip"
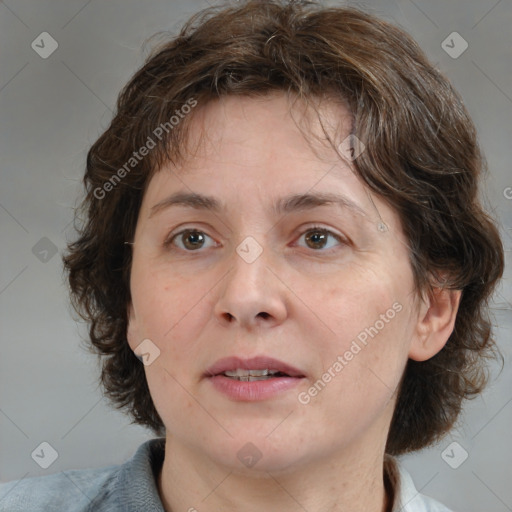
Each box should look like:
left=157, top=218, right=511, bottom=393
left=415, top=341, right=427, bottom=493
left=205, top=356, right=306, bottom=378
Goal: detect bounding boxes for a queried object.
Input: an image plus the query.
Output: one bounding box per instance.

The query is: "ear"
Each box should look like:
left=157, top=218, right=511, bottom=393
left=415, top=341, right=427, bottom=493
left=408, top=286, right=462, bottom=362
left=126, top=302, right=141, bottom=353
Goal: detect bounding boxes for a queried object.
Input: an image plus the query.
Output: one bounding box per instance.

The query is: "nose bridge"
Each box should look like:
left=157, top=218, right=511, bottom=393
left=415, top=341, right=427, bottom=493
left=214, top=233, right=287, bottom=327
left=227, top=233, right=272, bottom=299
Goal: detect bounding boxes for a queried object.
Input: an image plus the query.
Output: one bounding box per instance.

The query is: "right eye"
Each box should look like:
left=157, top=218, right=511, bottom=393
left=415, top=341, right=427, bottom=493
left=164, top=228, right=218, bottom=252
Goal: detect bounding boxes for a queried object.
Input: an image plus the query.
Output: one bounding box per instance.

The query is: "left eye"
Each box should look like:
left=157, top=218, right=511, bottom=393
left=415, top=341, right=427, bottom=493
left=295, top=226, right=346, bottom=251
left=164, top=226, right=346, bottom=252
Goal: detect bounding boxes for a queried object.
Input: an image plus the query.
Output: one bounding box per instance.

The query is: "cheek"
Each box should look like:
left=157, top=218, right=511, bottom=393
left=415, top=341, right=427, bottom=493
left=130, top=269, right=221, bottom=384
left=320, top=271, right=396, bottom=340
left=303, top=308, right=410, bottom=437
left=132, top=263, right=198, bottom=336
left=144, top=364, right=199, bottom=432
left=310, top=269, right=410, bottom=392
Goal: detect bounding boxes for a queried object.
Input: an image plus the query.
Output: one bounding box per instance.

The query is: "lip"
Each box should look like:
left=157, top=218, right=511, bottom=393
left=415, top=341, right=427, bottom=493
left=205, top=356, right=305, bottom=378
left=204, top=356, right=306, bottom=402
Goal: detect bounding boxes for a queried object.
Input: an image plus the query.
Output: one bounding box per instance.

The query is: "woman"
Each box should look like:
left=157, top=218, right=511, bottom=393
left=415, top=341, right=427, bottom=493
left=0, top=1, right=504, bottom=510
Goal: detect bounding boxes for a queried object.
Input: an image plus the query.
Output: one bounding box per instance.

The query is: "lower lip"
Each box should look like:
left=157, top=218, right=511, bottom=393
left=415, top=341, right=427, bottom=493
left=208, top=375, right=303, bottom=401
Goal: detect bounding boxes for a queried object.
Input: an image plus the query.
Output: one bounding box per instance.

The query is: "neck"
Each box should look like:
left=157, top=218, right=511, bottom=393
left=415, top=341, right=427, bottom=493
left=157, top=436, right=393, bottom=512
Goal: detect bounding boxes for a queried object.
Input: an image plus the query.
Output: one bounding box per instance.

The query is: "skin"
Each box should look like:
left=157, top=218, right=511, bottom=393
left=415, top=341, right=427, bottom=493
left=127, top=92, right=461, bottom=512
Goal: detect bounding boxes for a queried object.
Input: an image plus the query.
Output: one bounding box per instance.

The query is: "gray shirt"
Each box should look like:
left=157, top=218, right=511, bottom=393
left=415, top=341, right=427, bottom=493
left=0, top=438, right=453, bottom=511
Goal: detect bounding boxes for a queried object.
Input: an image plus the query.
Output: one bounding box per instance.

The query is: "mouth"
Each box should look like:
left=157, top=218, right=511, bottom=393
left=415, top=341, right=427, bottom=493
left=204, top=356, right=306, bottom=401
left=220, top=369, right=293, bottom=381
left=205, top=356, right=306, bottom=380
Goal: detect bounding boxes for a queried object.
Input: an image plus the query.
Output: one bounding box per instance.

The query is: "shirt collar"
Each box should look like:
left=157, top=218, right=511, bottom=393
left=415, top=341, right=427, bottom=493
left=115, top=437, right=166, bottom=511
left=124, top=439, right=430, bottom=512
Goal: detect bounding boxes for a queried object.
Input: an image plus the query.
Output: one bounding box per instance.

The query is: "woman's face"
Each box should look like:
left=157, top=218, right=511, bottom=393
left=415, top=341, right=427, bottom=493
left=127, top=93, right=427, bottom=472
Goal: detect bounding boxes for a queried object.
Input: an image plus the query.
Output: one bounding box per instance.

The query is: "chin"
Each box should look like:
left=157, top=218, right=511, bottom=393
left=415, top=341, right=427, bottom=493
left=202, top=433, right=311, bottom=475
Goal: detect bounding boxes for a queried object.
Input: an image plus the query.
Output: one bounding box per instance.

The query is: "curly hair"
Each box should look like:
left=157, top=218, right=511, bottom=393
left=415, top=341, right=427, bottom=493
left=63, top=0, right=505, bottom=455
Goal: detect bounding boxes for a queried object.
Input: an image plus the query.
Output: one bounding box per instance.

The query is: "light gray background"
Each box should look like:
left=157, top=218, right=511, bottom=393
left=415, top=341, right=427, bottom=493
left=1, top=0, right=511, bottom=510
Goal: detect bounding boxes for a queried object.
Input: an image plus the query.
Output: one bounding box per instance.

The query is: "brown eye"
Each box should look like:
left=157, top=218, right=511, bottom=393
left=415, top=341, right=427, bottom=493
left=305, top=229, right=329, bottom=249
left=297, top=226, right=346, bottom=252
left=166, top=229, right=215, bottom=251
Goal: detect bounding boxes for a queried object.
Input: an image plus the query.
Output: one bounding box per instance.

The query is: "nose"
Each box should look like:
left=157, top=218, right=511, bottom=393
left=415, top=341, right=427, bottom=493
left=213, top=239, right=288, bottom=331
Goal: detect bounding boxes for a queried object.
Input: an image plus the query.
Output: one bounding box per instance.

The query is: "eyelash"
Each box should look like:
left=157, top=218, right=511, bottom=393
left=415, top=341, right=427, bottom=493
left=163, top=225, right=348, bottom=254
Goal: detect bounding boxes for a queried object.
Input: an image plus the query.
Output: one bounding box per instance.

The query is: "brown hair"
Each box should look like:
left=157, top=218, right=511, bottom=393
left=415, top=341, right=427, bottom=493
left=63, top=0, right=504, bottom=455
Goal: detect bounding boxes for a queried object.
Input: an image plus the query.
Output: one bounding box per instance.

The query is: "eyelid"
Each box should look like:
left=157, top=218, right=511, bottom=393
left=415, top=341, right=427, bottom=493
left=164, top=223, right=349, bottom=252
left=293, top=224, right=349, bottom=251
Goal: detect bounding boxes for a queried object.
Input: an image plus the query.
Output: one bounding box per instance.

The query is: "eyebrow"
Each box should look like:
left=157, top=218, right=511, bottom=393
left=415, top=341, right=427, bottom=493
left=149, top=191, right=368, bottom=219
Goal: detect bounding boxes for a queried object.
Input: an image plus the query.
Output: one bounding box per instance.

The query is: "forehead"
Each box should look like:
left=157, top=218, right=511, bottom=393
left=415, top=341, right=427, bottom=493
left=179, top=92, right=354, bottom=168
left=139, top=93, right=399, bottom=235
left=144, top=93, right=365, bottom=203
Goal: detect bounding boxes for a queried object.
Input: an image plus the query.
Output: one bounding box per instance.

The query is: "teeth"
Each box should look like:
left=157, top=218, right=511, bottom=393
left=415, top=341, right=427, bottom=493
left=227, top=374, right=277, bottom=382
left=223, top=369, right=281, bottom=379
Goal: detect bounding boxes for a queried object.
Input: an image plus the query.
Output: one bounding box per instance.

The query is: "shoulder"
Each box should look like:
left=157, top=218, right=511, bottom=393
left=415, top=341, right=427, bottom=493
left=0, top=437, right=166, bottom=512
left=387, top=456, right=455, bottom=512
left=0, top=464, right=120, bottom=512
